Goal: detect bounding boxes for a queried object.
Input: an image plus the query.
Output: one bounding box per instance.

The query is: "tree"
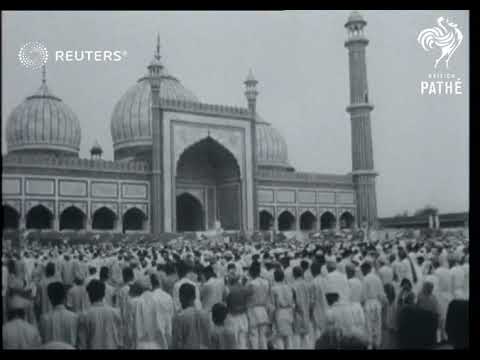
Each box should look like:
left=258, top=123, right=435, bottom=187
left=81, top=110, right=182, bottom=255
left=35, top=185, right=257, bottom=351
left=414, top=205, right=439, bottom=217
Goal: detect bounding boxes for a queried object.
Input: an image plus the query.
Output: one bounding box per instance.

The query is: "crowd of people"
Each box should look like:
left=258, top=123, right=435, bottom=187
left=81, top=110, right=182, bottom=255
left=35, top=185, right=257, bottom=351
left=1, top=229, right=469, bottom=350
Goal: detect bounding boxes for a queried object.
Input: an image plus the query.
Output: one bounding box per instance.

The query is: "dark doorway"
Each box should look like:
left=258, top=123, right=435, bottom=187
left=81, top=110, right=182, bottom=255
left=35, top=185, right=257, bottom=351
left=3, top=205, right=20, bottom=230
left=300, top=211, right=316, bottom=231
left=320, top=211, right=336, bottom=230
left=278, top=211, right=295, bottom=231
left=340, top=212, right=355, bottom=229
left=92, top=207, right=116, bottom=230
left=177, top=193, right=204, bottom=232
left=60, top=206, right=86, bottom=230
left=123, top=208, right=146, bottom=232
left=259, top=210, right=274, bottom=231
left=26, top=205, right=53, bottom=230
left=176, top=137, right=241, bottom=230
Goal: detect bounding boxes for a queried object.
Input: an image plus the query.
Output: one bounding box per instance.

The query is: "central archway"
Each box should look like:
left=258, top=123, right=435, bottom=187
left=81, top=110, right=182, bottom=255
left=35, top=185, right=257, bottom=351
left=176, top=193, right=205, bottom=232
left=176, top=136, right=242, bottom=231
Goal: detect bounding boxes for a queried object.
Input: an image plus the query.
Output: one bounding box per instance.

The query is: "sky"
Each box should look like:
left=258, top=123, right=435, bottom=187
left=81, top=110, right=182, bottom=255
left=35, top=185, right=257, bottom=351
left=1, top=10, right=469, bottom=217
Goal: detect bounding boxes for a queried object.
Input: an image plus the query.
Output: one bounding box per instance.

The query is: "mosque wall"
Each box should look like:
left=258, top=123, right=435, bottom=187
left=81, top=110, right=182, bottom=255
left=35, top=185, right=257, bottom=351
left=257, top=185, right=356, bottom=231
left=2, top=171, right=151, bottom=232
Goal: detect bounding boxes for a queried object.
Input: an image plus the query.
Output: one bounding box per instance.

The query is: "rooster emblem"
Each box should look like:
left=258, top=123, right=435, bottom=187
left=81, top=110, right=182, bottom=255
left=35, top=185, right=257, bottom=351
left=417, top=17, right=463, bottom=69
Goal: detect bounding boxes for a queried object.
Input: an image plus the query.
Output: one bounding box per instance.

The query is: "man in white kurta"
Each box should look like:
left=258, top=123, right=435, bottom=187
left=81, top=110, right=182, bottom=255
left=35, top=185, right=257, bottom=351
left=434, top=261, right=453, bottom=342
left=2, top=295, right=42, bottom=349
left=39, top=281, right=79, bottom=347
left=150, top=274, right=175, bottom=349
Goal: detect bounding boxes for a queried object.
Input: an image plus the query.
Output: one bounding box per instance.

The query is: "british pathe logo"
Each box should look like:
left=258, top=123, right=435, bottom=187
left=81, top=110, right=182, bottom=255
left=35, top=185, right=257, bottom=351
left=417, top=17, right=463, bottom=69
left=18, top=41, right=49, bottom=70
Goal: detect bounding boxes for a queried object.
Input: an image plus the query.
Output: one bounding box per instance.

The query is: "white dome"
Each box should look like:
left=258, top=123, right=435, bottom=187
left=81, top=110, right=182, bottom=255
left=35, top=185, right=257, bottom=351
left=6, top=81, right=81, bottom=156
left=256, top=116, right=293, bottom=171
left=110, top=69, right=199, bottom=154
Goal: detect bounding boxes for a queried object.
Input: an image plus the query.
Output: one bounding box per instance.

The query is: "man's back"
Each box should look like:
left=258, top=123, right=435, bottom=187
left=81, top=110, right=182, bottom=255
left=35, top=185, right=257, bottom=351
left=39, top=305, right=78, bottom=347
left=66, top=284, right=90, bottom=313
left=210, top=324, right=237, bottom=349
left=171, top=307, right=211, bottom=349
left=226, top=283, right=251, bottom=315
left=2, top=318, right=41, bottom=349
left=201, top=278, right=225, bottom=312
left=78, top=304, right=122, bottom=349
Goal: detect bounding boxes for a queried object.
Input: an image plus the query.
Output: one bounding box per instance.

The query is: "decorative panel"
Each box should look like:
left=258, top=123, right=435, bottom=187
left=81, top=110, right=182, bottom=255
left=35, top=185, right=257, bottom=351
left=2, top=177, right=21, bottom=195
left=122, top=183, right=148, bottom=199
left=25, top=178, right=55, bottom=196
left=317, top=191, right=335, bottom=204
left=336, top=192, right=355, bottom=204
left=258, top=189, right=274, bottom=203
left=91, top=181, right=118, bottom=198
left=298, top=190, right=316, bottom=204
left=276, top=190, right=295, bottom=203
left=59, top=180, right=87, bottom=197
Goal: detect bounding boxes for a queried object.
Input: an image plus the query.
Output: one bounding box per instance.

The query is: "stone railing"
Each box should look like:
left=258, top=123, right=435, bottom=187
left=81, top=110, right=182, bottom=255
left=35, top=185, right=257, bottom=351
left=161, top=98, right=252, bottom=119
left=2, top=154, right=150, bottom=173
left=256, top=168, right=353, bottom=185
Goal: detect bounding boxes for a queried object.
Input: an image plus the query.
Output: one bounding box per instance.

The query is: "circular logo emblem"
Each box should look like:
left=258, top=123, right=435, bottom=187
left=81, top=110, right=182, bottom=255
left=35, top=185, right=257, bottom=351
left=18, top=41, right=49, bottom=69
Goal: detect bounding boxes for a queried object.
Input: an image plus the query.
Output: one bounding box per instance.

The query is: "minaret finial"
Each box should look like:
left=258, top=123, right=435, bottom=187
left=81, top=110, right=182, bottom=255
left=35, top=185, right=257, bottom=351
left=155, top=33, right=161, bottom=61
left=41, top=65, right=46, bottom=84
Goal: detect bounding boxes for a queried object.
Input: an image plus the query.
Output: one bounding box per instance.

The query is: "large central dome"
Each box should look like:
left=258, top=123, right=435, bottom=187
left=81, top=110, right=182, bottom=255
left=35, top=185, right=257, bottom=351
left=111, top=69, right=199, bottom=157
left=110, top=42, right=292, bottom=171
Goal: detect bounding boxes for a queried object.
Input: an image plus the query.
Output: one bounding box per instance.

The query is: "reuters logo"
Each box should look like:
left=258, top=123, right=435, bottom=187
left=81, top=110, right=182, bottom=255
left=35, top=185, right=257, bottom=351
left=18, top=42, right=49, bottom=69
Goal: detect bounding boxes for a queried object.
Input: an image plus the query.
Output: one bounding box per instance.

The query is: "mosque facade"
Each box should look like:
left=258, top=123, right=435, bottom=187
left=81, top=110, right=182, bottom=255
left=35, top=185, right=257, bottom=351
left=2, top=12, right=378, bottom=235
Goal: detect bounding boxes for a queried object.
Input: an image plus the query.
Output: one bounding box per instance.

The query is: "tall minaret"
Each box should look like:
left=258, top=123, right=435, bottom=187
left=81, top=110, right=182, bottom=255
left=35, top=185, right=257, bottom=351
left=344, top=11, right=378, bottom=228
left=148, top=35, right=164, bottom=234
left=245, top=69, right=259, bottom=231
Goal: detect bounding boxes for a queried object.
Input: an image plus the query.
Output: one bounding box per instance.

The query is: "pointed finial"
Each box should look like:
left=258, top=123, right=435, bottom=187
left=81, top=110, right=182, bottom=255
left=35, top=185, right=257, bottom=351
left=155, top=33, right=161, bottom=61
left=41, top=65, right=46, bottom=84
left=245, top=68, right=257, bottom=84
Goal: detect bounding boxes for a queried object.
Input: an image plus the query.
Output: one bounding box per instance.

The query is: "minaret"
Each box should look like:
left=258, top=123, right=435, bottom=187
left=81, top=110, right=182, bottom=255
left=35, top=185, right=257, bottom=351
left=245, top=69, right=259, bottom=230
left=148, top=35, right=164, bottom=234
left=344, top=11, right=378, bottom=228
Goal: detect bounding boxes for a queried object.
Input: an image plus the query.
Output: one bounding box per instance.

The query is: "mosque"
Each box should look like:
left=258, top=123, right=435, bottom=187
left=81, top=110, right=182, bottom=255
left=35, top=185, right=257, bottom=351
left=2, top=11, right=378, bottom=235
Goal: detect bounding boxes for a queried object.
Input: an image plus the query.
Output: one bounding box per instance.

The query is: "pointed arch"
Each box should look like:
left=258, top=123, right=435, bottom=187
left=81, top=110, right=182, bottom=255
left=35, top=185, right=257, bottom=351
left=26, top=204, right=53, bottom=230
left=300, top=210, right=316, bottom=231
left=339, top=211, right=355, bottom=229
left=259, top=210, right=274, bottom=231
left=123, top=207, right=147, bottom=232
left=320, top=211, right=336, bottom=230
left=92, top=206, right=117, bottom=230
left=278, top=210, right=295, bottom=231
left=3, top=204, right=20, bottom=230
left=60, top=206, right=86, bottom=230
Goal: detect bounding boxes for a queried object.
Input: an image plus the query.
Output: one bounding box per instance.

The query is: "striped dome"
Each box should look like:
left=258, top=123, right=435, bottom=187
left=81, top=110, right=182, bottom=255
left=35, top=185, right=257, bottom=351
left=110, top=69, right=199, bottom=153
left=6, top=81, right=81, bottom=156
left=256, top=116, right=293, bottom=171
